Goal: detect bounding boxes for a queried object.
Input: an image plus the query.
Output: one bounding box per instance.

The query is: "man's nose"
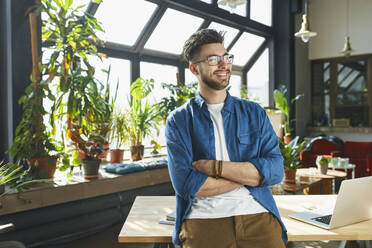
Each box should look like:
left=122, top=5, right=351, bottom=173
left=217, top=57, right=228, bottom=67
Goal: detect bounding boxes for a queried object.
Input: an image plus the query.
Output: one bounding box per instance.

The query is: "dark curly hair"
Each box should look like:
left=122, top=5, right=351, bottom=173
left=182, top=29, right=225, bottom=63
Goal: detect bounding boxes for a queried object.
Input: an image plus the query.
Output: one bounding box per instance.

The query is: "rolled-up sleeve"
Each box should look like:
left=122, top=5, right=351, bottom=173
left=248, top=108, right=284, bottom=187
left=165, top=116, right=208, bottom=200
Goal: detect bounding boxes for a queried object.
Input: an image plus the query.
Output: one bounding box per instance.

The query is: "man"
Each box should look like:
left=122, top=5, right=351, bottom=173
left=165, top=29, right=287, bottom=248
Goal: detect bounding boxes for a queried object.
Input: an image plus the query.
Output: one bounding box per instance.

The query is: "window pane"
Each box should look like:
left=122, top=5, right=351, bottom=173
left=185, top=68, right=199, bottom=85
left=145, top=8, right=203, bottom=54
left=228, top=75, right=241, bottom=98
left=218, top=1, right=246, bottom=16
left=140, top=62, right=178, bottom=146
left=229, top=32, right=265, bottom=66
left=88, top=57, right=131, bottom=112
left=247, top=48, right=269, bottom=106
left=250, top=0, right=272, bottom=26
left=95, top=0, right=157, bottom=45
left=208, top=22, right=240, bottom=48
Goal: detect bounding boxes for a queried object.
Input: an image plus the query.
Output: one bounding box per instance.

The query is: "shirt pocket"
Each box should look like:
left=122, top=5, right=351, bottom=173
left=237, top=131, right=260, bottom=159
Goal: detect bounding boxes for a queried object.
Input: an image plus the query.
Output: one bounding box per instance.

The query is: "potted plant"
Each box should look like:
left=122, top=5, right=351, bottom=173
left=125, top=78, right=161, bottom=161
left=1, top=161, right=53, bottom=202
left=70, top=117, right=107, bottom=179
left=38, top=0, right=105, bottom=162
left=8, top=76, right=62, bottom=179
left=316, top=155, right=331, bottom=175
left=279, top=136, right=306, bottom=184
left=108, top=112, right=129, bottom=163
left=273, top=85, right=304, bottom=144
left=7, top=10, right=67, bottom=179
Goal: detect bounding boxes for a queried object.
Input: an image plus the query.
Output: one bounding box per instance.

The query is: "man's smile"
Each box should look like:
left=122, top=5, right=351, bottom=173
left=214, top=70, right=230, bottom=79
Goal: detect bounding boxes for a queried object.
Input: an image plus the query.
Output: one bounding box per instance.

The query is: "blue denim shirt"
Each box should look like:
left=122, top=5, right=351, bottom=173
left=165, top=91, right=287, bottom=245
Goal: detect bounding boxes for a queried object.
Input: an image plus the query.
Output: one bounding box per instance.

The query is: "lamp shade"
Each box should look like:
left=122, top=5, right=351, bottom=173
left=295, top=14, right=317, bottom=43
left=340, top=36, right=354, bottom=56
left=218, top=0, right=246, bottom=13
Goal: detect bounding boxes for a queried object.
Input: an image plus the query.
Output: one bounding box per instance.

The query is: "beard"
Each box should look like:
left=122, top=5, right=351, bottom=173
left=200, top=70, right=231, bottom=91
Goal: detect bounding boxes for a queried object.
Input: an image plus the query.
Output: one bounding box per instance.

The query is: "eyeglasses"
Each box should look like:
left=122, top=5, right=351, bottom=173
left=192, top=54, right=234, bottom=66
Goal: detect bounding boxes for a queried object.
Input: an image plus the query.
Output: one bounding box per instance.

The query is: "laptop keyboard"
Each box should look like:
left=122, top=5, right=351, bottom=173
left=312, top=214, right=332, bottom=225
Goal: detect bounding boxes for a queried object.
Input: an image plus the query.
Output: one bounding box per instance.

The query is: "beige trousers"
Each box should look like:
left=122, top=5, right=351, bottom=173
left=179, top=212, right=285, bottom=248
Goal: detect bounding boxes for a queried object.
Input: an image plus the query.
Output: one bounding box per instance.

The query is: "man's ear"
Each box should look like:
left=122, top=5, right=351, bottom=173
left=189, top=63, right=199, bottom=75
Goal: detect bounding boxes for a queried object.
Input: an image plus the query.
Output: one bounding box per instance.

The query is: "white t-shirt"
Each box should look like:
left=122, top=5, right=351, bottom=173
left=186, top=102, right=267, bottom=219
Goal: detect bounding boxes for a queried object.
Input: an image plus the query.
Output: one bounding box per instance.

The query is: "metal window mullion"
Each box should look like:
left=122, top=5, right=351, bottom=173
left=134, top=4, right=167, bottom=53
left=226, top=30, right=243, bottom=52
left=242, top=38, right=269, bottom=72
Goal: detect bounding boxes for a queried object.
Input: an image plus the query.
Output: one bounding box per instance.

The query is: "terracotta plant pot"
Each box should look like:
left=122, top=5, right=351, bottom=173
left=110, top=149, right=124, bottom=163
left=284, top=169, right=297, bottom=184
left=130, top=145, right=144, bottom=161
left=27, top=156, right=58, bottom=179
left=283, top=136, right=293, bottom=144
left=82, top=158, right=101, bottom=179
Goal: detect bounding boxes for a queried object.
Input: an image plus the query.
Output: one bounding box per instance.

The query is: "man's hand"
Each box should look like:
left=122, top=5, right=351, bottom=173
left=192, top=160, right=215, bottom=176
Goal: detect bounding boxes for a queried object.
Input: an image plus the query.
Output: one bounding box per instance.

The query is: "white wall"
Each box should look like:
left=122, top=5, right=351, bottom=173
left=308, top=0, right=372, bottom=60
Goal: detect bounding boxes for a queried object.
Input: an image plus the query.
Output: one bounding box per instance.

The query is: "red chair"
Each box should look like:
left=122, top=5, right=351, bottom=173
left=300, top=136, right=343, bottom=168
left=341, top=141, right=372, bottom=178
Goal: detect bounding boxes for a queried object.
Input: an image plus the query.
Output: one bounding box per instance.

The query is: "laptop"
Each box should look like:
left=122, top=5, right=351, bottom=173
left=289, top=176, right=372, bottom=229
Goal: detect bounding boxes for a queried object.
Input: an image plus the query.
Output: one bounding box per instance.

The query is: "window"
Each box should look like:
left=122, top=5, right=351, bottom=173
left=250, top=0, right=272, bottom=26
left=228, top=74, right=242, bottom=98
left=207, top=22, right=240, bottom=48
left=311, top=57, right=370, bottom=127
left=140, top=62, right=178, bottom=146
left=88, top=57, right=131, bottom=112
left=95, top=0, right=157, bottom=45
left=229, top=32, right=265, bottom=66
left=145, top=9, right=203, bottom=54
left=247, top=48, right=269, bottom=106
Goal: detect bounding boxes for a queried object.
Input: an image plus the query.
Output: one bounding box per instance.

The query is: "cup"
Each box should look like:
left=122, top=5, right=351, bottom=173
left=330, top=157, right=339, bottom=167
left=338, top=158, right=349, bottom=167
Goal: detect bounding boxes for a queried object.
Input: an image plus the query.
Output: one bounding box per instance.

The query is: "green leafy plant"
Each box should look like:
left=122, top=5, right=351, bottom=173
left=151, top=140, right=162, bottom=155
left=279, top=136, right=306, bottom=170
left=109, top=112, right=130, bottom=149
left=316, top=155, right=331, bottom=165
left=37, top=0, right=105, bottom=148
left=1, top=162, right=53, bottom=199
left=125, top=77, right=161, bottom=147
left=8, top=75, right=62, bottom=163
left=158, top=82, right=198, bottom=122
left=273, top=85, right=303, bottom=137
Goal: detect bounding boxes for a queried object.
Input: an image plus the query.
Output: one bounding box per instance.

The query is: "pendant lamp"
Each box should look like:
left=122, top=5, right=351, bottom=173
left=340, top=0, right=354, bottom=56
left=217, top=0, right=246, bottom=13
left=295, top=0, right=317, bottom=43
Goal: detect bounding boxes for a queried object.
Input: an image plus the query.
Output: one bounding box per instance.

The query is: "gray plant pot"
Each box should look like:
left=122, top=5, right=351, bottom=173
left=0, top=184, right=5, bottom=194
left=82, top=159, right=101, bottom=179
left=318, top=162, right=328, bottom=175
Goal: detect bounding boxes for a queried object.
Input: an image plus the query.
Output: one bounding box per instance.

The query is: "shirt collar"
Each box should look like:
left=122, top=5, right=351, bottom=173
left=195, top=90, right=234, bottom=113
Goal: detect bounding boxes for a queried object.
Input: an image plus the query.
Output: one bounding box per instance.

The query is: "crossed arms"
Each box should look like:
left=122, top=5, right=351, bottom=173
left=192, top=160, right=262, bottom=197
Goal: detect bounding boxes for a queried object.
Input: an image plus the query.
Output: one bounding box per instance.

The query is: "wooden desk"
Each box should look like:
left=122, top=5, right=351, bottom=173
left=118, top=195, right=372, bottom=244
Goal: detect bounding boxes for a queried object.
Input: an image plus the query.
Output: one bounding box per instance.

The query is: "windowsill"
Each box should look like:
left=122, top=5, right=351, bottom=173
left=0, top=158, right=170, bottom=216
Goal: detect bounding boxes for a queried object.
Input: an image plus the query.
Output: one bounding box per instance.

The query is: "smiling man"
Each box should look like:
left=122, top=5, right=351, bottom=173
left=165, top=29, right=287, bottom=248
